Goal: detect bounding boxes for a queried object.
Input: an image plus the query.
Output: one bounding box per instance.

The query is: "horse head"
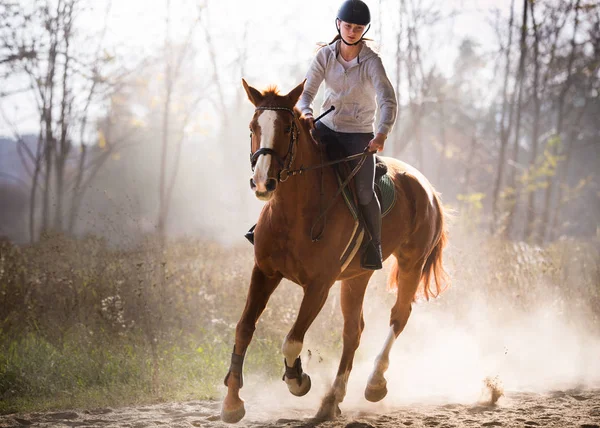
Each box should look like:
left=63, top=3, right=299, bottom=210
left=242, top=79, right=305, bottom=201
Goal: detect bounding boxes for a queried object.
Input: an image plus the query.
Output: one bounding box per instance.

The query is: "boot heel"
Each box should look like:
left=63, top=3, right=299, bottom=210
left=361, top=240, right=382, bottom=270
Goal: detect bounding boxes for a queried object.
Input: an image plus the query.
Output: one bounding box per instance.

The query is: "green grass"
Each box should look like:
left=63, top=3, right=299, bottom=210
left=0, top=332, right=225, bottom=413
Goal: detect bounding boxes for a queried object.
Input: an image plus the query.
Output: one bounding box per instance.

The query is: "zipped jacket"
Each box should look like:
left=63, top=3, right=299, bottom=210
left=298, top=40, right=397, bottom=135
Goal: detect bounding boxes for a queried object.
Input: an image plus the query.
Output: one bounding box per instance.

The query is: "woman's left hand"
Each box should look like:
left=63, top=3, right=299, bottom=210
left=367, top=133, right=387, bottom=153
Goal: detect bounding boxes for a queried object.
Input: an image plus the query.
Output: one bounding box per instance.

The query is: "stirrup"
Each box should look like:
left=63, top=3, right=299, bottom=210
left=361, top=240, right=382, bottom=270
left=244, top=224, right=256, bottom=245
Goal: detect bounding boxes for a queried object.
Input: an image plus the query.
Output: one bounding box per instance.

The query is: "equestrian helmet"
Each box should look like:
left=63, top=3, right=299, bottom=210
left=337, top=0, right=371, bottom=26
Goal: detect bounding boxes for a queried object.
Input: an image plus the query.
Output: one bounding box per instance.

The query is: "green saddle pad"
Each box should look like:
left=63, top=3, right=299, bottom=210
left=337, top=168, right=396, bottom=221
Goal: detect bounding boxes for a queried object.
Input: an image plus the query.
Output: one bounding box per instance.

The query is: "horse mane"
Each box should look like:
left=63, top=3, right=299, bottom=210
left=262, top=85, right=280, bottom=98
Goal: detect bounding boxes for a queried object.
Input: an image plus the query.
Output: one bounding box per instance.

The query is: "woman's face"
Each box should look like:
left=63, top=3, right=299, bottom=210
left=338, top=20, right=366, bottom=43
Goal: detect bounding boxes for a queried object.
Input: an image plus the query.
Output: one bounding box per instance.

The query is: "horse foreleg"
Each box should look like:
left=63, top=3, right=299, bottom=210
left=221, top=266, right=282, bottom=423
left=316, top=275, right=370, bottom=420
left=365, top=268, right=419, bottom=402
left=281, top=283, right=331, bottom=397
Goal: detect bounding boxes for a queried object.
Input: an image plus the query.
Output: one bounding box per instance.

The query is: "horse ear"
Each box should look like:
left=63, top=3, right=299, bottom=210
left=242, top=78, right=263, bottom=106
left=285, top=79, right=306, bottom=105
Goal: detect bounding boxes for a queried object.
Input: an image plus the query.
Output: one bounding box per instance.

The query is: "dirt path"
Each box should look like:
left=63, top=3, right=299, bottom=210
left=1, top=389, right=599, bottom=428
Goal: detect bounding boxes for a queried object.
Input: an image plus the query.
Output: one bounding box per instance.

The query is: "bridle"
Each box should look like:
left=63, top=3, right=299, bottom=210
left=249, top=106, right=298, bottom=183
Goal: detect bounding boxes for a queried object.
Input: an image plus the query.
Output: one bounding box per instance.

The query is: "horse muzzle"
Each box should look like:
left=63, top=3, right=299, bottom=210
left=250, top=177, right=277, bottom=200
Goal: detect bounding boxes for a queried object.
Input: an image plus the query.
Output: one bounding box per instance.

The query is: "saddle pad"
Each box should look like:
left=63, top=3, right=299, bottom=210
left=337, top=169, right=396, bottom=219
left=377, top=173, right=396, bottom=217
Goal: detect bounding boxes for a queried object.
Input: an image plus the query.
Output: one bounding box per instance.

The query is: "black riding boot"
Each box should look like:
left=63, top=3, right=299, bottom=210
left=245, top=224, right=256, bottom=245
left=360, top=195, right=383, bottom=270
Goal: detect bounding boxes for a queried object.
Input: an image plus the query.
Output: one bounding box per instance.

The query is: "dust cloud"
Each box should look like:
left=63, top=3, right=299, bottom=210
left=223, top=225, right=600, bottom=422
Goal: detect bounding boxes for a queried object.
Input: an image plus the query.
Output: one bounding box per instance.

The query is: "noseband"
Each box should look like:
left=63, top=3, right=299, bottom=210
left=250, top=106, right=298, bottom=182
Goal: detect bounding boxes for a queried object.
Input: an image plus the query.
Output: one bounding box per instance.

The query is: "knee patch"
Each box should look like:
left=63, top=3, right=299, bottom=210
left=358, top=188, right=374, bottom=206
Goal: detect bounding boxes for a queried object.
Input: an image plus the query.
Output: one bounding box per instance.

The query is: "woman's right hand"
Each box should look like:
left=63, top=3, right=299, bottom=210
left=300, top=113, right=315, bottom=131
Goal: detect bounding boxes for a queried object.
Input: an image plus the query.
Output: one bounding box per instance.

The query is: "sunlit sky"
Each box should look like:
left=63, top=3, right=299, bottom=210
left=1, top=0, right=512, bottom=136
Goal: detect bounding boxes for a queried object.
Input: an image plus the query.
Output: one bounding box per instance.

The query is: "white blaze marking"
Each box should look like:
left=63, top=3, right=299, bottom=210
left=253, top=111, right=277, bottom=192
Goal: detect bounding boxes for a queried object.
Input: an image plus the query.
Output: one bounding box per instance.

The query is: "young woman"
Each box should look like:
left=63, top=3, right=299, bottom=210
left=298, top=0, right=398, bottom=270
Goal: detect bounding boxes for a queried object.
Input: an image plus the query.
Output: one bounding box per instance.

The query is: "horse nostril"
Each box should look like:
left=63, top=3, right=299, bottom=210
left=266, top=178, right=277, bottom=192
left=250, top=178, right=257, bottom=189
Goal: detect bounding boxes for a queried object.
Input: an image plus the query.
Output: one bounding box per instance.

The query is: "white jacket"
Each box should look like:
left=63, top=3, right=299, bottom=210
left=298, top=40, right=397, bottom=135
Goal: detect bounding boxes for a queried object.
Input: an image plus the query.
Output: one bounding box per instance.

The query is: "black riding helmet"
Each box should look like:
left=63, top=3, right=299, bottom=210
left=336, top=0, right=371, bottom=46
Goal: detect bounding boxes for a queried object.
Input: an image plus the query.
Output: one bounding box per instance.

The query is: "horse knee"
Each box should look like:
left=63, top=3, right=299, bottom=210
left=342, top=332, right=361, bottom=352
left=343, top=315, right=365, bottom=352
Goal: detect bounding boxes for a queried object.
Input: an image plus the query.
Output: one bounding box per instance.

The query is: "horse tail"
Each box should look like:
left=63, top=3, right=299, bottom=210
left=387, top=192, right=450, bottom=301
left=419, top=194, right=450, bottom=300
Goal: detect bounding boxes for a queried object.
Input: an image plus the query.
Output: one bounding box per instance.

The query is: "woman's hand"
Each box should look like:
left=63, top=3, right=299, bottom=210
left=300, top=113, right=315, bottom=131
left=367, top=133, right=387, bottom=153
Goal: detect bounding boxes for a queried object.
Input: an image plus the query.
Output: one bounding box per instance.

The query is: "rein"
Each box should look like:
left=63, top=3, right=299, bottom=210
left=251, top=105, right=371, bottom=242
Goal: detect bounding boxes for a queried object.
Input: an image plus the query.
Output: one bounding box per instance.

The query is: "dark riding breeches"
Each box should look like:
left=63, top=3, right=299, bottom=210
left=313, top=122, right=382, bottom=244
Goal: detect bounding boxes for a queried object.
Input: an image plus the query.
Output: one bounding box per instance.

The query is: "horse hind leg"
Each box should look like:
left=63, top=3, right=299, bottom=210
left=365, top=262, right=420, bottom=402
left=281, top=282, right=331, bottom=397
left=316, top=274, right=371, bottom=420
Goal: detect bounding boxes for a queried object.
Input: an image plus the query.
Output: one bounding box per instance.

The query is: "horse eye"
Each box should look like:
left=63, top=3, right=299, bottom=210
left=284, top=126, right=292, bottom=134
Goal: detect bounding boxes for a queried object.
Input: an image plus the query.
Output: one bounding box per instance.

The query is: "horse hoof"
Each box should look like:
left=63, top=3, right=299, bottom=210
left=365, top=383, right=388, bottom=402
left=221, top=404, right=246, bottom=424
left=285, top=373, right=311, bottom=396
left=315, top=394, right=341, bottom=421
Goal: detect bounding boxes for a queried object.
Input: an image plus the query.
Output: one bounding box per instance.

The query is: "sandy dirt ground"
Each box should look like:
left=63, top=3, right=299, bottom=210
left=1, top=389, right=599, bottom=428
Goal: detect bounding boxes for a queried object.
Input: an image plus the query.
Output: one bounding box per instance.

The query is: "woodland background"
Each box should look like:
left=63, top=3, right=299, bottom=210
left=0, top=0, right=598, bottom=414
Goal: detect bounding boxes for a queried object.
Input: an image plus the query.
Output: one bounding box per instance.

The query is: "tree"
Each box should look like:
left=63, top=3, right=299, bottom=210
left=0, top=0, right=123, bottom=241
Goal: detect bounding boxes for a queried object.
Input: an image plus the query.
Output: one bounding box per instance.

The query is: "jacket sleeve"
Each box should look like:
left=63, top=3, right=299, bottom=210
left=370, top=57, right=398, bottom=135
left=297, top=49, right=327, bottom=116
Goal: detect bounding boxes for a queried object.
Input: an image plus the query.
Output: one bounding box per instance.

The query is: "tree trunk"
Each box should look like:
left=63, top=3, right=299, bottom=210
left=68, top=144, right=87, bottom=234
left=524, top=0, right=541, bottom=242
left=436, top=95, right=447, bottom=185
left=549, top=62, right=597, bottom=240
left=29, top=130, right=44, bottom=243
left=503, top=0, right=528, bottom=239
left=158, top=0, right=173, bottom=241
left=539, top=0, right=581, bottom=243
left=491, top=0, right=515, bottom=234
left=393, top=0, right=404, bottom=157
left=54, top=2, right=73, bottom=232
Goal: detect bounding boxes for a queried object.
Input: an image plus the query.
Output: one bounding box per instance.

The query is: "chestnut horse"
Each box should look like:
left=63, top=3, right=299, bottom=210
left=221, top=79, right=449, bottom=423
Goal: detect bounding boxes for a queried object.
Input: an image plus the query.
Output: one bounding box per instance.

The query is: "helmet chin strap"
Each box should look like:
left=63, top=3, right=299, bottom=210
left=336, top=20, right=371, bottom=46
